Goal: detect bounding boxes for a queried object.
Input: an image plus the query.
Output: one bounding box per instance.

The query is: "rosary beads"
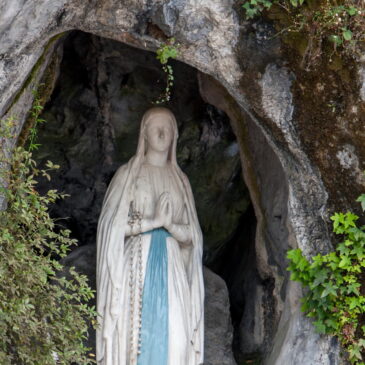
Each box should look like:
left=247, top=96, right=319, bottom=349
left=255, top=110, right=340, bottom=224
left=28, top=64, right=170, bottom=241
left=128, top=202, right=144, bottom=363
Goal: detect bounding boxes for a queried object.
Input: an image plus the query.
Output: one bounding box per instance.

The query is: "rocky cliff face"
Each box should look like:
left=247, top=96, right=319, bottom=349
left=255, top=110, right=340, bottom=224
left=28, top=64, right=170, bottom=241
left=1, top=0, right=364, bottom=364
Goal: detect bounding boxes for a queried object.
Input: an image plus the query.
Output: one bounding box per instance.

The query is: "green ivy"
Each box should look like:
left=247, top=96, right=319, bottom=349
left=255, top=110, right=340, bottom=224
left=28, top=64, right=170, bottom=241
left=0, top=103, right=97, bottom=363
left=242, top=0, right=277, bottom=19
left=154, top=38, right=180, bottom=105
left=287, top=193, right=365, bottom=364
left=242, top=0, right=304, bottom=18
left=241, top=0, right=365, bottom=68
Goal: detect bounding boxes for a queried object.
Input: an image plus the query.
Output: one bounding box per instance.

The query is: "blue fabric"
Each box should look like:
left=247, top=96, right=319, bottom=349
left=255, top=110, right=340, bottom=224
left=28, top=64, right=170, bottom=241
left=137, top=228, right=170, bottom=365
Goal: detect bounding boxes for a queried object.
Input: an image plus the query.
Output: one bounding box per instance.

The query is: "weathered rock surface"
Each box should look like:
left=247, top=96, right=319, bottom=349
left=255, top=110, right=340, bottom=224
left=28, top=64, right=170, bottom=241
left=203, top=267, right=236, bottom=365
left=1, top=0, right=364, bottom=363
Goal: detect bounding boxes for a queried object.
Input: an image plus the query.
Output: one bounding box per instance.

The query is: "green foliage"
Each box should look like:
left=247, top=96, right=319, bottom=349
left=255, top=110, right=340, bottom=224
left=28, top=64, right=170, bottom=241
left=357, top=194, right=365, bottom=212
left=242, top=0, right=277, bottom=19
left=242, top=0, right=306, bottom=19
left=241, top=0, right=365, bottom=68
left=154, top=38, right=180, bottom=104
left=0, top=106, right=97, bottom=363
left=287, top=195, right=365, bottom=364
left=156, top=38, right=179, bottom=65
left=27, top=88, right=46, bottom=152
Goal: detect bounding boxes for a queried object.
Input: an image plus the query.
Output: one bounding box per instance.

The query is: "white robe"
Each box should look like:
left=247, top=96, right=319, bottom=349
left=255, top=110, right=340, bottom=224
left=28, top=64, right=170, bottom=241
left=113, top=162, right=192, bottom=365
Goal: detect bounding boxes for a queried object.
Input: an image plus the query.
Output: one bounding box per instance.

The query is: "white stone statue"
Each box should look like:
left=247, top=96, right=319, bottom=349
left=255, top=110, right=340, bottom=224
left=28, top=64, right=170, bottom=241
left=96, top=107, right=204, bottom=365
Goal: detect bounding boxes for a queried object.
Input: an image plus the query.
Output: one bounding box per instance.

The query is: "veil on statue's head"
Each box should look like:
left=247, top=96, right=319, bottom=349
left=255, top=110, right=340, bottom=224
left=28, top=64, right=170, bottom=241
left=133, top=106, right=179, bottom=167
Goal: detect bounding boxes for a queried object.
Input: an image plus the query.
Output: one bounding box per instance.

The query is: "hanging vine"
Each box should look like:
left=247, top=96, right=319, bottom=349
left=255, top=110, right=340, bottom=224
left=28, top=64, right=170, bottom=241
left=154, top=38, right=180, bottom=104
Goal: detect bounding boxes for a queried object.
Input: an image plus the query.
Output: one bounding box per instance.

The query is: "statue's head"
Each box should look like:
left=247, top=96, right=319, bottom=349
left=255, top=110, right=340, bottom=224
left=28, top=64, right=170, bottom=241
left=141, top=107, right=177, bottom=156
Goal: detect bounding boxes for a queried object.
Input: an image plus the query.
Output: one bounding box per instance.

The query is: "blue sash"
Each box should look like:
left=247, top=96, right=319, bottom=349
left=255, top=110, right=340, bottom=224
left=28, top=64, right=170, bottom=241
left=137, top=228, right=170, bottom=365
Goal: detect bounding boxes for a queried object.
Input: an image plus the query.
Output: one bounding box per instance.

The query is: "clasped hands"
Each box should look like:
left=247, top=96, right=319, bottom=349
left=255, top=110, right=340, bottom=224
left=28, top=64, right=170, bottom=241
left=126, top=192, right=190, bottom=243
left=126, top=192, right=173, bottom=237
left=153, top=192, right=174, bottom=231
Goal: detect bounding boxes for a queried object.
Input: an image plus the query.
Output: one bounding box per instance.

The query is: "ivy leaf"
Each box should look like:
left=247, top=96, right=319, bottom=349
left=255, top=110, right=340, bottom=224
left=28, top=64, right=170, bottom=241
left=325, top=318, right=339, bottom=331
left=338, top=255, right=351, bottom=269
left=337, top=242, right=349, bottom=255
left=343, top=274, right=357, bottom=283
left=329, top=35, right=343, bottom=46
left=346, top=282, right=360, bottom=295
left=326, top=252, right=339, bottom=270
left=344, top=239, right=354, bottom=247
left=242, top=3, right=259, bottom=19
left=352, top=245, right=365, bottom=260
left=311, top=254, right=325, bottom=268
left=342, top=29, right=353, bottom=41
left=263, top=0, right=272, bottom=9
left=313, top=320, right=327, bottom=334
left=331, top=212, right=345, bottom=233
left=289, top=0, right=304, bottom=7
left=297, top=256, right=309, bottom=271
left=344, top=212, right=358, bottom=229
left=312, top=269, right=329, bottom=287
left=346, top=6, right=358, bottom=16
left=287, top=249, right=303, bottom=264
left=356, top=194, right=365, bottom=212
left=349, top=344, right=362, bottom=360
left=348, top=297, right=361, bottom=310
left=321, top=283, right=338, bottom=298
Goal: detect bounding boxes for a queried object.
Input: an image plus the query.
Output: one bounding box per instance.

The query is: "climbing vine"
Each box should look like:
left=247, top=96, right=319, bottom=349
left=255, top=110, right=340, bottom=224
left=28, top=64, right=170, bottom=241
left=0, top=92, right=97, bottom=363
left=287, top=193, right=365, bottom=364
left=242, top=0, right=365, bottom=68
left=26, top=88, right=47, bottom=151
left=154, top=38, right=180, bottom=104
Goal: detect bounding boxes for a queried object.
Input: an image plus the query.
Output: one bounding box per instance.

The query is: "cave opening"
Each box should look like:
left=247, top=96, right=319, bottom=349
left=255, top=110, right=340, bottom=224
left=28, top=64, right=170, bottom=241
left=32, top=30, right=272, bottom=364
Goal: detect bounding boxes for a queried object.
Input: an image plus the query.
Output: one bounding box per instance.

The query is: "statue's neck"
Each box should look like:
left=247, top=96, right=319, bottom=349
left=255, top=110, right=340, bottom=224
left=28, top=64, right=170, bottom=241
left=145, top=149, right=169, bottom=167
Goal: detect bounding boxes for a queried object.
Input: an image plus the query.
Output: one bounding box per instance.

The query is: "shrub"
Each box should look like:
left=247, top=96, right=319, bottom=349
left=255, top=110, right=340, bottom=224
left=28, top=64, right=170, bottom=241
left=287, top=193, right=365, bottom=364
left=0, top=110, right=97, bottom=364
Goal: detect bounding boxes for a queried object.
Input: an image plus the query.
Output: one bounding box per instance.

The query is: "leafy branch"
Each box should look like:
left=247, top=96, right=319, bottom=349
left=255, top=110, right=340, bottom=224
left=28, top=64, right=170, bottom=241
left=0, top=108, right=97, bottom=363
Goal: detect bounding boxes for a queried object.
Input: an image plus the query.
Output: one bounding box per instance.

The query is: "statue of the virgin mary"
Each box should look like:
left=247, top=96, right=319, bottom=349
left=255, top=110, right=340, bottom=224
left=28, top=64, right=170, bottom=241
left=96, top=107, right=204, bottom=365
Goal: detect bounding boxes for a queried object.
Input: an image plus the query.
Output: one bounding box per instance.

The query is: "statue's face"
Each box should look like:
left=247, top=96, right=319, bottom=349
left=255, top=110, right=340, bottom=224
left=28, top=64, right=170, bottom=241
left=145, top=115, right=173, bottom=153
